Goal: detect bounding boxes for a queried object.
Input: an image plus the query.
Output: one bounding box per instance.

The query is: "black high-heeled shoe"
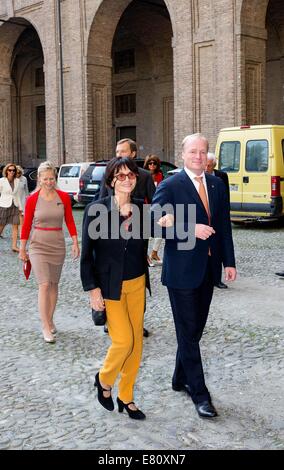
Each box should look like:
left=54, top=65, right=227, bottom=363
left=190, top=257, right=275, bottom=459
left=94, top=372, right=114, bottom=411
left=117, top=397, right=146, bottom=420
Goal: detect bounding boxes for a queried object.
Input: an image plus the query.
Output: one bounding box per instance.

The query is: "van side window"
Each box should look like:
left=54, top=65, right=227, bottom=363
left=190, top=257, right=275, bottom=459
left=245, top=140, right=268, bottom=172
left=219, top=141, right=240, bottom=172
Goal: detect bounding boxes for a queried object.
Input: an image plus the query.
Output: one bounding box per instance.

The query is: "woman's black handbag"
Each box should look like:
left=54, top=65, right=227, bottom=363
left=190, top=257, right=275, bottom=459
left=91, top=308, right=106, bottom=326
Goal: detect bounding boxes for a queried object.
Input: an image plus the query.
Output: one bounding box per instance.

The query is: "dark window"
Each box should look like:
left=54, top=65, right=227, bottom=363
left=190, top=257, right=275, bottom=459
left=219, top=141, right=240, bottom=172
left=36, top=106, right=46, bottom=159
left=245, top=140, right=268, bottom=172
left=114, top=49, right=135, bottom=73
left=35, top=67, right=44, bottom=87
left=115, top=94, right=136, bottom=117
left=91, top=166, right=107, bottom=180
left=116, top=126, right=136, bottom=142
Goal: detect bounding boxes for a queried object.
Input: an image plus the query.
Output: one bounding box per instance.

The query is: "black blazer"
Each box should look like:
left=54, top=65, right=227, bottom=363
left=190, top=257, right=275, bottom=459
left=99, top=167, right=156, bottom=202
left=214, top=169, right=230, bottom=201
left=80, top=196, right=150, bottom=300
left=151, top=170, right=235, bottom=289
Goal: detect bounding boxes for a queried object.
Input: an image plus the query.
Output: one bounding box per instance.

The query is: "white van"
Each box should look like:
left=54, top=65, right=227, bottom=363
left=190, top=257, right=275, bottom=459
left=57, top=162, right=91, bottom=206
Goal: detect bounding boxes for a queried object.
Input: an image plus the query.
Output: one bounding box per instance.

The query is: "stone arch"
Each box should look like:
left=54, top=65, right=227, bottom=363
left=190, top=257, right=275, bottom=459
left=0, top=18, right=45, bottom=164
left=238, top=0, right=284, bottom=124
left=86, top=0, right=175, bottom=161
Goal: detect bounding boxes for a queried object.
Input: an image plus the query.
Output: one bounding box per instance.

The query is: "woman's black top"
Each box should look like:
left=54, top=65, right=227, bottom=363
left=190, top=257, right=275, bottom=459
left=80, top=196, right=150, bottom=300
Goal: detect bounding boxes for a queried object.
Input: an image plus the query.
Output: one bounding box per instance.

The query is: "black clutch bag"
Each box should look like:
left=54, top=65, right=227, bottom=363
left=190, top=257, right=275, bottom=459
left=91, top=308, right=106, bottom=326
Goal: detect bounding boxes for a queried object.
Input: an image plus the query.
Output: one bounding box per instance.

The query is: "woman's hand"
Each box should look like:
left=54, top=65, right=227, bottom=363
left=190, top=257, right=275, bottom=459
left=18, top=248, right=29, bottom=262
left=71, top=242, right=80, bottom=260
left=90, top=288, right=105, bottom=312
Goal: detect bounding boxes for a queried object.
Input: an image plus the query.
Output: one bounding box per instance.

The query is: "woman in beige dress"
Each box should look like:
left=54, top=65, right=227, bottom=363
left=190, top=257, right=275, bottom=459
left=19, top=161, right=80, bottom=343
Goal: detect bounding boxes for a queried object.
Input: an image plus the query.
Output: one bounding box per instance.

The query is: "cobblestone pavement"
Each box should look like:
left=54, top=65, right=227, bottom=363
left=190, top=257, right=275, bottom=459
left=0, top=209, right=283, bottom=450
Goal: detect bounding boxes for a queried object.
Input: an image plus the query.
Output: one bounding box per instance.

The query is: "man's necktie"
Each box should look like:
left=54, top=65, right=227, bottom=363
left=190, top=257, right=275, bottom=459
left=195, top=176, right=210, bottom=223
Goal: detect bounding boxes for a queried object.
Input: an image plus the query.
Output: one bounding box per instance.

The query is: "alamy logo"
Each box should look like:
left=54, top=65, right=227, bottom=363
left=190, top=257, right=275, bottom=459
left=86, top=198, right=196, bottom=250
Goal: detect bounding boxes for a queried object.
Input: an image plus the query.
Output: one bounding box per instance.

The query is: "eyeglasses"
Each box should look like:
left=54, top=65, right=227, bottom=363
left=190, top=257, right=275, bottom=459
left=114, top=171, right=137, bottom=181
left=7, top=169, right=16, bottom=172
left=148, top=162, right=157, bottom=166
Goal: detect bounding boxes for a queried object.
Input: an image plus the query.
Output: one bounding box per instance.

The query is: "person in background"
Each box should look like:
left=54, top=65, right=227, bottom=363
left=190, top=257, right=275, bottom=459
left=81, top=157, right=149, bottom=420
left=151, top=133, right=236, bottom=419
left=99, top=138, right=156, bottom=203
left=19, top=161, right=80, bottom=343
left=206, top=152, right=230, bottom=289
left=16, top=165, right=29, bottom=230
left=144, top=154, right=163, bottom=265
left=0, top=163, right=21, bottom=251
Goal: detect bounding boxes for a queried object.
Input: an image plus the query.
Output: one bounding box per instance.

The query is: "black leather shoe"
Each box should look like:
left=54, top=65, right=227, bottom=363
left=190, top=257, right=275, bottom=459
left=143, top=328, right=149, bottom=337
left=103, top=324, right=109, bottom=334
left=117, top=397, right=146, bottom=420
left=172, top=383, right=191, bottom=396
left=94, top=372, right=114, bottom=411
left=215, top=281, right=228, bottom=289
left=275, top=271, right=284, bottom=277
left=195, top=401, right=218, bottom=418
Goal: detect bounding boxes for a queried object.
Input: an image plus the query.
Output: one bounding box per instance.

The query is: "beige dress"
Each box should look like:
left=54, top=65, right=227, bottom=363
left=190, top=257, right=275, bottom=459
left=29, top=194, right=66, bottom=284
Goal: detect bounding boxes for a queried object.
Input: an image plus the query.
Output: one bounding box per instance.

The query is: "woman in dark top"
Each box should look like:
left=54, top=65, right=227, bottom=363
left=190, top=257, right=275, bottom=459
left=80, top=157, right=150, bottom=420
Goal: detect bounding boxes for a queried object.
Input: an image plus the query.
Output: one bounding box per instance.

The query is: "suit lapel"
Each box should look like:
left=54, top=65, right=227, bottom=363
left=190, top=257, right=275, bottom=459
left=205, top=173, right=216, bottom=220
left=179, top=170, right=204, bottom=210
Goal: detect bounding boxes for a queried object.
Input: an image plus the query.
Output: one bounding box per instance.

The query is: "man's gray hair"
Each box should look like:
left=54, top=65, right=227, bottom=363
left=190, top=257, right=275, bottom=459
left=207, top=152, right=216, bottom=163
left=182, top=133, right=209, bottom=152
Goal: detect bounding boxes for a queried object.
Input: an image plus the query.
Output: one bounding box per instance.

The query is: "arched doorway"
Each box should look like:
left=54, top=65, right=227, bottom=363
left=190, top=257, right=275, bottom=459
left=239, top=0, right=284, bottom=125
left=0, top=19, right=45, bottom=166
left=87, top=0, right=174, bottom=162
left=266, top=0, right=284, bottom=123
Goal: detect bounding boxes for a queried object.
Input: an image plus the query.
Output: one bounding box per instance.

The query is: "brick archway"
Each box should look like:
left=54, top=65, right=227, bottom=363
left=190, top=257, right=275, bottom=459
left=0, top=18, right=45, bottom=164
left=86, top=0, right=175, bottom=161
left=238, top=0, right=284, bottom=124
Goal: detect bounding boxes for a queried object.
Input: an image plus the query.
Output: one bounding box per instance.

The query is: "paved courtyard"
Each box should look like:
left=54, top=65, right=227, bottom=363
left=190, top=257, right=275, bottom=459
left=0, top=209, right=283, bottom=450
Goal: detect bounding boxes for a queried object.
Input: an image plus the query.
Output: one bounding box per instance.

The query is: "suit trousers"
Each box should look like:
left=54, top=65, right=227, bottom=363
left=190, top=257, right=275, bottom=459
left=167, top=257, right=214, bottom=404
left=100, top=274, right=145, bottom=402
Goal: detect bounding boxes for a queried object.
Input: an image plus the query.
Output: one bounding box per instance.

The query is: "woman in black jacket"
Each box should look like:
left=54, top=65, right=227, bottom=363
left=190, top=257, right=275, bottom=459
left=80, top=157, right=150, bottom=420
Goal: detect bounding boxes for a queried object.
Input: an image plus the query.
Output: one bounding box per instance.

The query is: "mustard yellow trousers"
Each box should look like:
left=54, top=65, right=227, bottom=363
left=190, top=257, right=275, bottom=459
left=100, top=274, right=146, bottom=402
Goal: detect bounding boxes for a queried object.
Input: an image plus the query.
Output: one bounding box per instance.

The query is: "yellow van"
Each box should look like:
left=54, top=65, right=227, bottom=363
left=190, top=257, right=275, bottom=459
left=215, top=125, right=284, bottom=222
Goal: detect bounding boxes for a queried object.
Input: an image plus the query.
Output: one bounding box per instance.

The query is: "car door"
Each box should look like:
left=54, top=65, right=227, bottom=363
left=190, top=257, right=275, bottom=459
left=218, top=139, right=242, bottom=212
left=242, top=134, right=271, bottom=215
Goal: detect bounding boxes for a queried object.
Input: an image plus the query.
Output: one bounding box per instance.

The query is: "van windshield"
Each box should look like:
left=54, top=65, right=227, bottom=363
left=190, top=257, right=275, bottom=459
left=60, top=166, right=80, bottom=178
left=219, top=141, right=240, bottom=172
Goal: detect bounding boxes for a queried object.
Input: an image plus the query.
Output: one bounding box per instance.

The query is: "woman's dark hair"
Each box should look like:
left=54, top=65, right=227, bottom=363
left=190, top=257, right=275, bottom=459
left=105, top=157, right=139, bottom=188
left=143, top=154, right=161, bottom=173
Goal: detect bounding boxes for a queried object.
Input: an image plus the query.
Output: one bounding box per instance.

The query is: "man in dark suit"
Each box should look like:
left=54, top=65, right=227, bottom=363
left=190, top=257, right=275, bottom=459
left=206, top=152, right=230, bottom=289
left=99, top=139, right=155, bottom=202
left=151, top=133, right=236, bottom=418
left=99, top=138, right=155, bottom=337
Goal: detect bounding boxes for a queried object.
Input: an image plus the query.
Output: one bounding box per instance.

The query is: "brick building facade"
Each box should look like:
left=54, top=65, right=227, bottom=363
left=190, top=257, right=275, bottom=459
left=0, top=0, right=283, bottom=167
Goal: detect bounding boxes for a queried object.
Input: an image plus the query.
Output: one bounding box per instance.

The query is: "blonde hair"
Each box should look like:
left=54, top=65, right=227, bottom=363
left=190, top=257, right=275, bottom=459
left=37, top=161, right=58, bottom=179
left=16, top=165, right=24, bottom=177
left=2, top=163, right=17, bottom=178
left=182, top=133, right=209, bottom=152
left=35, top=161, right=57, bottom=190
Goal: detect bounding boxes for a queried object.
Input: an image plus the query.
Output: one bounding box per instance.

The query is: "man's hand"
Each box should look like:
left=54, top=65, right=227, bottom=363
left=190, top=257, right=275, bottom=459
left=224, top=267, right=237, bottom=282
left=195, top=224, right=215, bottom=240
left=157, top=214, right=174, bottom=227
